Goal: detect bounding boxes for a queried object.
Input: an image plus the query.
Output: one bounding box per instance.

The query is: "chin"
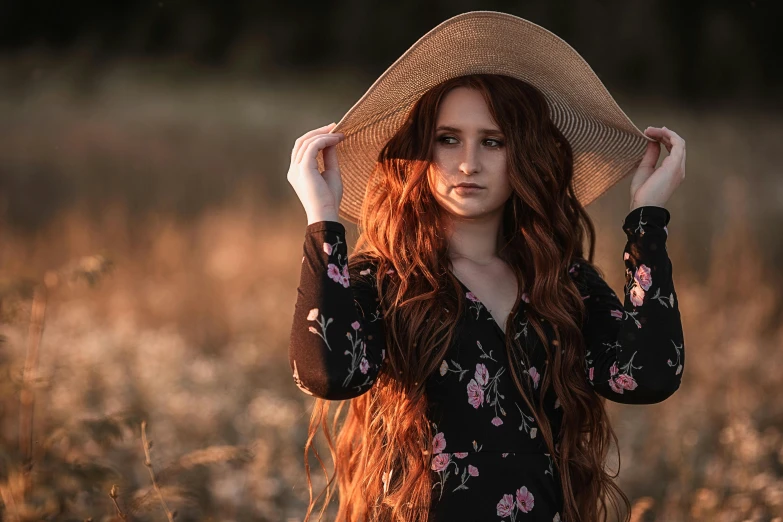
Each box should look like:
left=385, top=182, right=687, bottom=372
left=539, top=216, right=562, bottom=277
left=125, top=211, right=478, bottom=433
left=443, top=204, right=497, bottom=219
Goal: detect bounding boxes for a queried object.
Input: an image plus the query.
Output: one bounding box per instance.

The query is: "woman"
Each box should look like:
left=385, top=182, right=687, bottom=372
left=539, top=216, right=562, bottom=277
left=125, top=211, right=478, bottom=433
left=287, top=12, right=685, bottom=522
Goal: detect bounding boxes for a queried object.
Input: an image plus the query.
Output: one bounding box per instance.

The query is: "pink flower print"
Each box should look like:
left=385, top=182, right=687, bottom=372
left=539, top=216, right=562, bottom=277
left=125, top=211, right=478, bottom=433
left=588, top=366, right=594, bottom=381
left=491, top=416, right=503, bottom=427
left=502, top=452, right=509, bottom=457
left=340, top=265, right=350, bottom=288
left=629, top=283, right=645, bottom=306
left=609, top=377, right=624, bottom=394
left=515, top=486, right=535, bottom=512
left=497, top=494, right=515, bottom=518
left=431, top=453, right=450, bottom=472
left=359, top=357, right=369, bottom=374
left=466, top=291, right=480, bottom=303
left=327, top=264, right=341, bottom=282
left=624, top=251, right=630, bottom=261
left=468, top=465, right=479, bottom=477
left=307, top=308, right=319, bottom=321
left=433, top=432, right=446, bottom=454
left=609, top=362, right=619, bottom=377
left=351, top=321, right=360, bottom=330
left=475, top=363, right=489, bottom=386
left=386, top=268, right=395, bottom=275
left=323, top=242, right=333, bottom=255
left=634, top=264, right=652, bottom=291
left=527, top=367, right=540, bottom=389
left=568, top=261, right=579, bottom=274
left=439, top=360, right=448, bottom=376
left=467, top=379, right=484, bottom=409
left=521, top=292, right=530, bottom=303
left=453, top=452, right=468, bottom=459
left=553, top=513, right=561, bottom=522
left=610, top=309, right=623, bottom=320
left=615, top=373, right=638, bottom=391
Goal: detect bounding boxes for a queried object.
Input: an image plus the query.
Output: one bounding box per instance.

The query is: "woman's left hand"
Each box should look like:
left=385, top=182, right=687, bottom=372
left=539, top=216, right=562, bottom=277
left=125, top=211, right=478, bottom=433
left=629, top=126, right=686, bottom=211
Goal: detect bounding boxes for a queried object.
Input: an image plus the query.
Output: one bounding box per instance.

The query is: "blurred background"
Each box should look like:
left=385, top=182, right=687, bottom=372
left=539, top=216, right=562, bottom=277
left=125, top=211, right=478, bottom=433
left=0, top=1, right=782, bottom=520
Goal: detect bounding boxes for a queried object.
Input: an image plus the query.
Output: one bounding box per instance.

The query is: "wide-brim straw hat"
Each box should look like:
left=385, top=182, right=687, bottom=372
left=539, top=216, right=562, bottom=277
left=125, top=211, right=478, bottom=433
left=316, top=10, right=655, bottom=224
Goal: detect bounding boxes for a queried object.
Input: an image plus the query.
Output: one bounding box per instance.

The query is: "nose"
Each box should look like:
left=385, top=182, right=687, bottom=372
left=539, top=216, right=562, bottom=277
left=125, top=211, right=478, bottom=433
left=459, top=141, right=481, bottom=175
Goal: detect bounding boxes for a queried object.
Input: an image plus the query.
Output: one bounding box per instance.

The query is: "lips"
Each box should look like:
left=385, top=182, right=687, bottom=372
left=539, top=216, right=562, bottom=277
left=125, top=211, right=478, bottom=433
left=455, top=183, right=482, bottom=188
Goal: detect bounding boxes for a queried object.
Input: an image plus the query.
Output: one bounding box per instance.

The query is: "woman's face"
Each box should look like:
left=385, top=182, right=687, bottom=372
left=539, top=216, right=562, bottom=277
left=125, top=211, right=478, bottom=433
left=428, top=87, right=512, bottom=220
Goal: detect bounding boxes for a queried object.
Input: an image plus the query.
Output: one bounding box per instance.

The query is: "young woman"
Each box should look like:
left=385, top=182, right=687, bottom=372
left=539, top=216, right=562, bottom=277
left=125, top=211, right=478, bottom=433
left=287, top=12, right=686, bottom=522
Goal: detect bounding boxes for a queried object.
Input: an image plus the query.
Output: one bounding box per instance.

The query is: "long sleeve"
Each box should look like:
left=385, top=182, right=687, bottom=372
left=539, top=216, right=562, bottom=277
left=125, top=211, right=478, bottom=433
left=572, top=205, right=685, bottom=404
left=289, top=220, right=387, bottom=401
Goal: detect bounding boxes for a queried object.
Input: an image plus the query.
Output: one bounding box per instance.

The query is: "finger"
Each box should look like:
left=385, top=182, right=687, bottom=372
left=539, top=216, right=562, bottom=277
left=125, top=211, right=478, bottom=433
left=647, top=127, right=685, bottom=154
left=662, top=127, right=685, bottom=152
left=323, top=136, right=340, bottom=172
left=291, top=123, right=337, bottom=163
left=296, top=133, right=343, bottom=165
left=644, top=128, right=673, bottom=153
left=661, top=127, right=686, bottom=169
left=300, top=134, right=344, bottom=170
left=321, top=142, right=342, bottom=190
left=292, top=123, right=337, bottom=163
left=637, top=139, right=661, bottom=171
left=679, top=144, right=686, bottom=178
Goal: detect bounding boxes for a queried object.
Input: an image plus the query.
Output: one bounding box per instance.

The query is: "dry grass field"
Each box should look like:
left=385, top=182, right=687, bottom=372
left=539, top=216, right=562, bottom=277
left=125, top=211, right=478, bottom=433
left=1, top=66, right=782, bottom=521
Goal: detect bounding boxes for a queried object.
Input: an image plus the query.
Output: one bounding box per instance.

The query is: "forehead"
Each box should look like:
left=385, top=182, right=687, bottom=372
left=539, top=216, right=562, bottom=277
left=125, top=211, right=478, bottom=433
left=436, top=87, right=499, bottom=130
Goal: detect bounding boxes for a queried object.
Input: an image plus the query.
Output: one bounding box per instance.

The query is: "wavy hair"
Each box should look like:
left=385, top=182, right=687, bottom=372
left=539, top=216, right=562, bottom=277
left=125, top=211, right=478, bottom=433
left=302, top=74, right=631, bottom=522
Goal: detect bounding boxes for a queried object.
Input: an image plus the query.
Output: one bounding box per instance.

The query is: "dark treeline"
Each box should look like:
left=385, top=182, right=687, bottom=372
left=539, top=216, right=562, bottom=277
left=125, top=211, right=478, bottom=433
left=0, top=0, right=781, bottom=104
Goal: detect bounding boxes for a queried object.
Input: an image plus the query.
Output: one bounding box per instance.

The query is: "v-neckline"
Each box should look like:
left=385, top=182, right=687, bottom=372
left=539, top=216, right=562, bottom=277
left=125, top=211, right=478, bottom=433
left=450, top=272, right=519, bottom=339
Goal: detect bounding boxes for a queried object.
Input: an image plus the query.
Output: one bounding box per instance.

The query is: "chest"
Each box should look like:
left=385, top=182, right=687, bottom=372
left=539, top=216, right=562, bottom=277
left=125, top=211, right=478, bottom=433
left=424, top=281, right=561, bottom=451
left=449, top=262, right=521, bottom=335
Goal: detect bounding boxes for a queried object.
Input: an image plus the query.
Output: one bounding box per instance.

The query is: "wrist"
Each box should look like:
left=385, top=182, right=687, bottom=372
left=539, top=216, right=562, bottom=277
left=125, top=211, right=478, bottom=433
left=307, top=208, right=340, bottom=225
left=630, top=200, right=666, bottom=213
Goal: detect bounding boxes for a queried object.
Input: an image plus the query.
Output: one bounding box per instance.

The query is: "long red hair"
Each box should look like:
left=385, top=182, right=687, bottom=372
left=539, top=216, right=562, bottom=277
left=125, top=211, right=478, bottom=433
left=302, top=74, right=631, bottom=522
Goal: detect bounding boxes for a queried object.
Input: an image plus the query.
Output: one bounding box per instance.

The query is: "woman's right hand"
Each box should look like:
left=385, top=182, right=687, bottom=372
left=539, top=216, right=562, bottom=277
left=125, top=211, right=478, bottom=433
left=288, top=122, right=346, bottom=224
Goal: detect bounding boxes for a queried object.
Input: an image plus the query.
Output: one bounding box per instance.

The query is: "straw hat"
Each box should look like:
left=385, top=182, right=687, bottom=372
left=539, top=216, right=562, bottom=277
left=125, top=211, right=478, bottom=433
left=316, top=10, right=655, bottom=224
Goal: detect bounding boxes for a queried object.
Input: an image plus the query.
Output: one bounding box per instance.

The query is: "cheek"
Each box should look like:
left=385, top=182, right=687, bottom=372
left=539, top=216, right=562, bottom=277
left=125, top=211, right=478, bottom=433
left=491, top=159, right=512, bottom=196
left=427, top=164, right=449, bottom=196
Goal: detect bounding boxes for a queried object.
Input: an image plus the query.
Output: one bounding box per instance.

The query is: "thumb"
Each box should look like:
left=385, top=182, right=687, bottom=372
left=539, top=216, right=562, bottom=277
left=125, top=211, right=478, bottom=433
left=321, top=143, right=343, bottom=196
left=637, top=139, right=661, bottom=173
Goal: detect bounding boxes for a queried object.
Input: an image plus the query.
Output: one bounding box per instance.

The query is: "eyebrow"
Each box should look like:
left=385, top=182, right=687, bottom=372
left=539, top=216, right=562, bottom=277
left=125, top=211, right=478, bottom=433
left=435, top=125, right=504, bottom=134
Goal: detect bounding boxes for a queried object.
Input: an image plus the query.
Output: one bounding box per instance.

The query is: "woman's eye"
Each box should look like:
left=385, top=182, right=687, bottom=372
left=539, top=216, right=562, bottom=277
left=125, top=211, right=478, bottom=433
left=437, top=135, right=457, bottom=145
left=436, top=136, right=504, bottom=147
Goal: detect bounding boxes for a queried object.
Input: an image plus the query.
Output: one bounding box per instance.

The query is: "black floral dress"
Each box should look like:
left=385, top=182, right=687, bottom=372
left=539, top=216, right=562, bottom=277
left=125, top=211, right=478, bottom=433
left=289, top=205, right=685, bottom=522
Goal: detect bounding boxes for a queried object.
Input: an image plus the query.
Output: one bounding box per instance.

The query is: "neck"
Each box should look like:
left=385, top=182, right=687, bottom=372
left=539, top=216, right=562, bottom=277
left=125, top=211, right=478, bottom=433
left=445, top=210, right=503, bottom=264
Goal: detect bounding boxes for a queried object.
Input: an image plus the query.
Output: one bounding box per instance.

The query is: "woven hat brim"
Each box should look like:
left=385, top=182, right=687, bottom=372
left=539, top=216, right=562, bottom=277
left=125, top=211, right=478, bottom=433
left=316, top=10, right=655, bottom=224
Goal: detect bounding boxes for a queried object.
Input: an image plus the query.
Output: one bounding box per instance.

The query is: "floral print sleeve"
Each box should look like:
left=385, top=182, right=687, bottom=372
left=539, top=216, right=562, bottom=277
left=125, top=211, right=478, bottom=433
left=572, top=205, right=685, bottom=404
left=288, top=220, right=386, bottom=400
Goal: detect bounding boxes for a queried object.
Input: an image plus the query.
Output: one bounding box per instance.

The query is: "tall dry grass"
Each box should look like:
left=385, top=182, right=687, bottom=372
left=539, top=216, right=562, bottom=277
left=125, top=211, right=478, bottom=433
left=0, top=67, right=782, bottom=521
